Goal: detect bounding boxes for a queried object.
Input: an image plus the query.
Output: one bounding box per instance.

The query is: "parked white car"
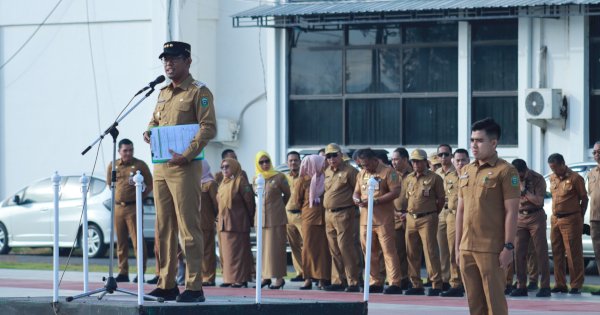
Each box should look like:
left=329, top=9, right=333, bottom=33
left=0, top=175, right=156, bottom=258
left=544, top=162, right=597, bottom=264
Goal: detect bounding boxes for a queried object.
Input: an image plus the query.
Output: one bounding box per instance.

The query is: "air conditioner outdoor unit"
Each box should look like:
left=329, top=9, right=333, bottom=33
left=524, top=88, right=562, bottom=120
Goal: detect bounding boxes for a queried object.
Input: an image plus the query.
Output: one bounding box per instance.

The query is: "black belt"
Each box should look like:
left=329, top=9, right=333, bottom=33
left=409, top=211, right=437, bottom=219
left=554, top=212, right=578, bottom=218
left=519, top=208, right=543, bottom=215
left=395, top=209, right=408, bottom=214
left=118, top=201, right=136, bottom=206
left=287, top=209, right=301, bottom=214
left=328, top=205, right=354, bottom=213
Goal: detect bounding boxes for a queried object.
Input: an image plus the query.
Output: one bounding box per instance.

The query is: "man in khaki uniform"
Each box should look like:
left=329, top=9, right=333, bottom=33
left=143, top=41, right=216, bottom=303
left=323, top=143, right=361, bottom=292
left=390, top=147, right=412, bottom=290
left=456, top=118, right=520, bottom=315
left=590, top=141, right=600, bottom=296
left=285, top=151, right=304, bottom=282
left=106, top=138, right=153, bottom=284
left=403, top=149, right=445, bottom=296
left=548, top=153, right=588, bottom=294
left=508, top=159, right=551, bottom=297
left=353, top=148, right=402, bottom=294
left=435, top=144, right=453, bottom=292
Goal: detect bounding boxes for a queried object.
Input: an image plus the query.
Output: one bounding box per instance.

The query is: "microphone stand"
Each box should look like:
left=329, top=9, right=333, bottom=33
left=67, top=87, right=163, bottom=303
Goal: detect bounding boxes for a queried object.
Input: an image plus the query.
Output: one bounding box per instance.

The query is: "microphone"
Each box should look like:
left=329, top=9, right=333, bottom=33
left=135, top=75, right=166, bottom=96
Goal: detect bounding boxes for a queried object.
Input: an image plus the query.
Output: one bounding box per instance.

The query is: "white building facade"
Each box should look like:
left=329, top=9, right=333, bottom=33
left=1, top=0, right=599, bottom=199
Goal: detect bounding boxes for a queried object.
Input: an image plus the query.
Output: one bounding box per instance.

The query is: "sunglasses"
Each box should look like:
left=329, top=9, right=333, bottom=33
left=259, top=159, right=271, bottom=165
left=326, top=153, right=338, bottom=159
left=437, top=152, right=451, bottom=158
left=221, top=165, right=230, bottom=170
left=594, top=150, right=600, bottom=155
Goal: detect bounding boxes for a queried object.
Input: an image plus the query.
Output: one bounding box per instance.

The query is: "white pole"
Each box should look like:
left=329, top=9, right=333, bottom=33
left=255, top=174, right=265, bottom=304
left=80, top=174, right=90, bottom=292
left=134, top=170, right=145, bottom=306
left=363, top=176, right=377, bottom=302
left=51, top=171, right=61, bottom=303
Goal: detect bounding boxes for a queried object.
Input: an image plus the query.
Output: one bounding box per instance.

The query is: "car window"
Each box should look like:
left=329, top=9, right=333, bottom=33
left=89, top=177, right=106, bottom=196
left=22, top=179, right=54, bottom=203
left=4, top=188, right=25, bottom=206
left=61, top=177, right=83, bottom=200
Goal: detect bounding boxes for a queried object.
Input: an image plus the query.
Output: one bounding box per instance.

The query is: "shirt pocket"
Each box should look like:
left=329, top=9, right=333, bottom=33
left=175, top=98, right=193, bottom=111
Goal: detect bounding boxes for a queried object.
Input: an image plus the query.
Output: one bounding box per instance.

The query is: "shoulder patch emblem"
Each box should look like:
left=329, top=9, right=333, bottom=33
left=391, top=171, right=398, bottom=182
left=201, top=97, right=209, bottom=107
left=511, top=175, right=519, bottom=187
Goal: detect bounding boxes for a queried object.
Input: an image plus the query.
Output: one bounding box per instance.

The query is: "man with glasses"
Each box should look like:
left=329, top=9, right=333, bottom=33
left=285, top=151, right=305, bottom=283
left=435, top=144, right=453, bottom=293
left=143, top=41, right=216, bottom=302
left=591, top=141, right=600, bottom=296
left=322, top=143, right=361, bottom=292
left=390, top=147, right=413, bottom=290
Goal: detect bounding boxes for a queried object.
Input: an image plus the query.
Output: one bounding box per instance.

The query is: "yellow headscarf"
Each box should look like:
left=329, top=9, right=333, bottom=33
left=255, top=151, right=279, bottom=180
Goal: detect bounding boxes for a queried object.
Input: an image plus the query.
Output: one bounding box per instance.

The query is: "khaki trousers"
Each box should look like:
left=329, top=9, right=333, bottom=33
left=437, top=209, right=450, bottom=282
left=325, top=208, right=360, bottom=286
left=592, top=221, right=600, bottom=275
left=360, top=222, right=402, bottom=286
left=115, top=205, right=147, bottom=275
left=202, top=228, right=216, bottom=283
left=154, top=160, right=204, bottom=291
left=514, top=211, right=550, bottom=289
left=460, top=250, right=508, bottom=315
left=551, top=214, right=584, bottom=289
left=286, top=210, right=304, bottom=277
left=445, top=211, right=462, bottom=288
left=406, top=213, right=443, bottom=289
left=395, top=220, right=409, bottom=281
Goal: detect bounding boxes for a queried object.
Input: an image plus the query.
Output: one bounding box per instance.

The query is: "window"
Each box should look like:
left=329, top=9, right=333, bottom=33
left=23, top=179, right=54, bottom=203
left=288, top=23, right=458, bottom=146
left=471, top=20, right=518, bottom=145
left=590, top=16, right=600, bottom=146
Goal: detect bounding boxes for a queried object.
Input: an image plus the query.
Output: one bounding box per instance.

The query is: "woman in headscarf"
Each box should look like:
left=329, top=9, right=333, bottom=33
left=294, top=155, right=331, bottom=290
left=253, top=151, right=291, bottom=289
left=199, top=159, right=218, bottom=286
left=217, top=158, right=256, bottom=288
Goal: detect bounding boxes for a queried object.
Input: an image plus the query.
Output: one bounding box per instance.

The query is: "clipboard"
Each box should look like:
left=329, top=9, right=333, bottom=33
left=150, top=124, right=204, bottom=164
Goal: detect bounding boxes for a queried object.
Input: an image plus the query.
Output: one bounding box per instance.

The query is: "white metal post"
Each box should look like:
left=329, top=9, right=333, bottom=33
left=80, top=174, right=90, bottom=292
left=134, top=170, right=145, bottom=306
left=363, top=176, right=377, bottom=302
left=51, top=171, right=61, bottom=303
left=255, top=174, right=265, bottom=304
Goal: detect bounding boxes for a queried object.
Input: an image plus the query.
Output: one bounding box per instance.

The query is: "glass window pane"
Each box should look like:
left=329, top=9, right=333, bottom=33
left=472, top=20, right=517, bottom=41
left=403, top=23, right=458, bottom=43
left=347, top=99, right=400, bottom=145
left=23, top=179, right=53, bottom=203
left=591, top=41, right=600, bottom=91
left=591, top=96, right=600, bottom=147
left=61, top=177, right=82, bottom=200
left=289, top=100, right=342, bottom=146
left=403, top=98, right=458, bottom=145
left=471, top=97, right=518, bottom=145
left=90, top=177, right=107, bottom=196
left=349, top=25, right=401, bottom=45
left=295, top=29, right=343, bottom=48
left=472, top=45, right=517, bottom=91
left=591, top=16, right=600, bottom=37
left=403, top=47, right=458, bottom=92
left=346, top=49, right=401, bottom=93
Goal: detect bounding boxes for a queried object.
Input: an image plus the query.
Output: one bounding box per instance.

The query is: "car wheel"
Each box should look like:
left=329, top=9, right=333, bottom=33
left=82, top=224, right=107, bottom=258
left=0, top=223, right=10, bottom=254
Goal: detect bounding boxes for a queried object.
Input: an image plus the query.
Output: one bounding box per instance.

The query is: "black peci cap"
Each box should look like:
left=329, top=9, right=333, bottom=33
left=158, top=41, right=191, bottom=59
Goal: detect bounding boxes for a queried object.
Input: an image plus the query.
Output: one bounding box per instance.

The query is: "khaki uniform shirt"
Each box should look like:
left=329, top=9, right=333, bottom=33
left=148, top=74, right=216, bottom=161
left=253, top=173, right=291, bottom=227
left=550, top=169, right=588, bottom=215
left=324, top=163, right=359, bottom=210
left=217, top=180, right=256, bottom=233
left=436, top=166, right=459, bottom=211
left=406, top=170, right=445, bottom=214
left=458, top=154, right=520, bottom=253
left=107, top=157, right=153, bottom=204
left=519, top=170, right=546, bottom=211
left=200, top=181, right=218, bottom=230
left=355, top=163, right=400, bottom=226
left=393, top=165, right=413, bottom=229
left=285, top=171, right=301, bottom=211
left=295, top=176, right=325, bottom=225
left=589, top=166, right=600, bottom=222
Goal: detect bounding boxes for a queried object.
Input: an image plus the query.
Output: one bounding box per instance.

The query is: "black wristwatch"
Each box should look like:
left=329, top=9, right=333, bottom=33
left=504, top=242, right=514, bottom=250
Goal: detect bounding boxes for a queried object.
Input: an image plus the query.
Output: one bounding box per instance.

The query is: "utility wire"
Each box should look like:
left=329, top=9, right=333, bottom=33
left=0, top=0, right=65, bottom=71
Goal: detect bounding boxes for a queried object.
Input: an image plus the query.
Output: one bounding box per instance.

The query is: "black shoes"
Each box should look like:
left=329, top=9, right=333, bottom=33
left=323, top=284, right=346, bottom=292
left=269, top=279, right=285, bottom=290
left=427, top=288, right=442, bottom=296
left=260, top=279, right=272, bottom=288
left=423, top=279, right=433, bottom=287
left=591, top=290, right=600, bottom=296
left=400, top=278, right=412, bottom=290
left=290, top=275, right=305, bottom=282
left=115, top=274, right=130, bottom=283
left=148, top=286, right=180, bottom=301
left=440, top=287, right=464, bottom=297
left=146, top=275, right=159, bottom=284
left=383, top=285, right=403, bottom=295
left=202, top=281, right=216, bottom=287
left=132, top=276, right=143, bottom=283
left=441, top=282, right=451, bottom=291
left=369, top=285, right=384, bottom=293
left=504, top=284, right=513, bottom=295
left=345, top=285, right=360, bottom=293
left=509, top=288, right=528, bottom=297
left=527, top=282, right=539, bottom=291
left=176, top=289, right=206, bottom=303
left=569, top=288, right=581, bottom=294
left=299, top=281, right=313, bottom=290
left=231, top=282, right=248, bottom=288
left=551, top=286, right=568, bottom=293
left=536, top=288, right=551, bottom=297
left=404, top=287, right=425, bottom=295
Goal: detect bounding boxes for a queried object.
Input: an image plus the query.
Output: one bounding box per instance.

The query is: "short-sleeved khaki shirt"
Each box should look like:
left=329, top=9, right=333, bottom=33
left=550, top=169, right=588, bottom=215
left=107, top=157, right=153, bottom=205
left=519, top=169, right=546, bottom=211
left=324, top=163, right=358, bottom=210
left=406, top=170, right=445, bottom=214
left=458, top=154, right=520, bottom=253
left=285, top=171, right=301, bottom=211
left=436, top=166, right=459, bottom=211
left=589, top=166, right=600, bottom=222
left=393, top=166, right=413, bottom=211
left=355, top=163, right=400, bottom=226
